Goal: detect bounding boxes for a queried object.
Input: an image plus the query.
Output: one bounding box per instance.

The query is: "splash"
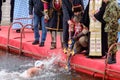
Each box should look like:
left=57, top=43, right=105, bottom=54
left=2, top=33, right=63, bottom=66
left=0, top=70, right=25, bottom=80
left=0, top=53, right=70, bottom=80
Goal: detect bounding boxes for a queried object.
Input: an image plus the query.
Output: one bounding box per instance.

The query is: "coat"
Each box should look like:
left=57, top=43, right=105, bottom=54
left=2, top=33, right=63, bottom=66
left=43, top=0, right=63, bottom=31
left=29, top=0, right=44, bottom=17
left=103, top=0, right=120, bottom=32
left=81, top=0, right=108, bottom=56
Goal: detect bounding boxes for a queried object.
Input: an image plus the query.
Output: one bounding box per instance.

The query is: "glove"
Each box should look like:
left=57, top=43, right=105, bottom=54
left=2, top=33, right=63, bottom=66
left=68, top=39, right=75, bottom=50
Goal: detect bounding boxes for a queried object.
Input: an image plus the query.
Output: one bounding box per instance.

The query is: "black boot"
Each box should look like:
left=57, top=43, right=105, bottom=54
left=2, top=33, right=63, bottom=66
left=50, top=42, right=56, bottom=49
left=107, top=54, right=116, bottom=64
left=39, top=42, right=44, bottom=47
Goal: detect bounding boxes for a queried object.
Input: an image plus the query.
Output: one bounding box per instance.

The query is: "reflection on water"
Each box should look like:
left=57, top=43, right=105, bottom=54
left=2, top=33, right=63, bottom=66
left=0, top=50, right=81, bottom=80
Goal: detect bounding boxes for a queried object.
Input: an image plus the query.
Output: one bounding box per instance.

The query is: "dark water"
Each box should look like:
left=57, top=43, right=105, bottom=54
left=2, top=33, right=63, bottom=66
left=0, top=50, right=101, bottom=80
left=0, top=50, right=82, bottom=80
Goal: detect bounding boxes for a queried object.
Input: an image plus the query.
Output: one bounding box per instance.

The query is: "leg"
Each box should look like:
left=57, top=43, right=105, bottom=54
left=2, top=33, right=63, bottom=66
left=63, top=20, right=69, bottom=48
left=73, top=36, right=88, bottom=54
left=102, top=32, right=108, bottom=56
left=32, top=13, right=40, bottom=45
left=10, top=0, right=14, bottom=23
left=60, top=31, right=63, bottom=48
left=73, top=41, right=82, bottom=54
left=107, top=32, right=117, bottom=64
left=50, top=30, right=57, bottom=49
left=39, top=16, right=47, bottom=47
left=102, top=23, right=108, bottom=56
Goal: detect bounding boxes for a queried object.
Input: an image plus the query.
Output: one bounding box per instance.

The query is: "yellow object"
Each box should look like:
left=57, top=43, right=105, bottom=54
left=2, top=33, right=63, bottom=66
left=63, top=48, right=67, bottom=54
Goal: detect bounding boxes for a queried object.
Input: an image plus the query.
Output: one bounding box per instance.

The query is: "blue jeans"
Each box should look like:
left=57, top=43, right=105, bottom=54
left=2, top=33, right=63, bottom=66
left=33, top=13, right=47, bottom=42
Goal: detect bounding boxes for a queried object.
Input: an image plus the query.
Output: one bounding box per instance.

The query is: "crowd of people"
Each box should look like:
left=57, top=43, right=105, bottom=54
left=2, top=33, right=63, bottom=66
left=0, top=0, right=120, bottom=68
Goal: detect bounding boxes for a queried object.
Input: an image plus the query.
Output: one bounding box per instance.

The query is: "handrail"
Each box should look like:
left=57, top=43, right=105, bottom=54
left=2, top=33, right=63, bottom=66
left=103, top=43, right=120, bottom=80
left=7, top=17, right=33, bottom=55
left=19, top=24, right=33, bottom=55
left=7, top=22, right=24, bottom=55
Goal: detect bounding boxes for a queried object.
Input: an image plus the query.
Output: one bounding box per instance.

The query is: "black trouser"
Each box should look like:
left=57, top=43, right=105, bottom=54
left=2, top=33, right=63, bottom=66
left=102, top=23, right=108, bottom=56
left=10, top=0, right=14, bottom=23
left=63, top=20, right=69, bottom=47
left=102, top=32, right=108, bottom=56
left=0, top=5, right=2, bottom=24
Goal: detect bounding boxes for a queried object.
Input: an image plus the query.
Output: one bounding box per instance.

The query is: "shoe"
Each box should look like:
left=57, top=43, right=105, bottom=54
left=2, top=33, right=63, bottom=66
left=16, top=29, right=21, bottom=33
left=50, top=42, right=56, bottom=49
left=32, top=40, right=39, bottom=45
left=39, top=42, right=44, bottom=47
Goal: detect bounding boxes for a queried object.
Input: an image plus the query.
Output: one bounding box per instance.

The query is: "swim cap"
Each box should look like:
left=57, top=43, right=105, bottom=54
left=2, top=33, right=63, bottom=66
left=34, top=60, right=43, bottom=67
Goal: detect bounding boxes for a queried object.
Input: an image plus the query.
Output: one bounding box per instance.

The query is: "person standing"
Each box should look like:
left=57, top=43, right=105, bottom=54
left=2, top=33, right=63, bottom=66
left=103, top=0, right=120, bottom=64
left=29, top=0, right=47, bottom=47
left=0, top=0, right=6, bottom=30
left=81, top=0, right=108, bottom=57
left=62, top=0, right=84, bottom=49
left=94, top=0, right=108, bottom=57
left=64, top=6, right=88, bottom=69
left=42, top=0, right=63, bottom=49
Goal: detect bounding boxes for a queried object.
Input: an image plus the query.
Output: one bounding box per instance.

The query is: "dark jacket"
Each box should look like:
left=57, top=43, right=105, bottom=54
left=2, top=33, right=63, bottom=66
left=94, top=2, right=107, bottom=24
left=10, top=0, right=14, bottom=5
left=81, top=0, right=90, bottom=28
left=29, top=0, right=44, bottom=16
left=43, top=0, right=63, bottom=31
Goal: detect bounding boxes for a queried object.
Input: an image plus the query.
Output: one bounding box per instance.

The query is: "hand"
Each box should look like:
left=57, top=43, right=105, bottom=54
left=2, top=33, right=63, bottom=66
left=68, top=20, right=72, bottom=25
left=92, top=15, right=96, bottom=21
left=44, top=14, right=49, bottom=20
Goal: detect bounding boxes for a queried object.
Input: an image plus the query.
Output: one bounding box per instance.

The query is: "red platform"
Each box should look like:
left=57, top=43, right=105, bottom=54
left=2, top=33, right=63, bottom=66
left=0, top=26, right=120, bottom=80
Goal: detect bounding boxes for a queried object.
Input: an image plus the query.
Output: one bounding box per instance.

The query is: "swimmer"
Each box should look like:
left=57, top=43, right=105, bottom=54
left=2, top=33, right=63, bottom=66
left=20, top=60, right=44, bottom=78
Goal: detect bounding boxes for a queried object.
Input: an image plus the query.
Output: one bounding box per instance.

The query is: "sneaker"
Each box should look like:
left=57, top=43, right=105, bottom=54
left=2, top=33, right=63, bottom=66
left=39, top=42, right=44, bottom=47
left=32, top=40, right=39, bottom=45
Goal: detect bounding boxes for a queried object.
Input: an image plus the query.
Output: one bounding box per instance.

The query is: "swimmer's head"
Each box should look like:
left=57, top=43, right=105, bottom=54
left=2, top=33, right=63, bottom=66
left=34, top=60, right=44, bottom=68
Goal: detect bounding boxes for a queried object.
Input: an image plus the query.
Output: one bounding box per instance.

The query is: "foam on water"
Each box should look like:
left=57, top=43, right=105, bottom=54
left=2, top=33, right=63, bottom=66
left=0, top=53, right=67, bottom=80
left=0, top=70, right=24, bottom=80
